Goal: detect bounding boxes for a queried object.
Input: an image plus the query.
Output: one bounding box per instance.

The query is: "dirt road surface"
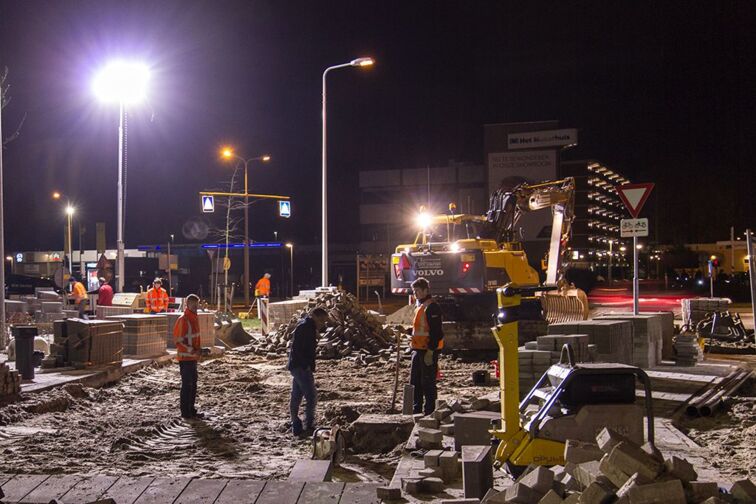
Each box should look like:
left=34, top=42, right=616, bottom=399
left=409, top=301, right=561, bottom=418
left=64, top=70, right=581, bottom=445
left=0, top=349, right=492, bottom=480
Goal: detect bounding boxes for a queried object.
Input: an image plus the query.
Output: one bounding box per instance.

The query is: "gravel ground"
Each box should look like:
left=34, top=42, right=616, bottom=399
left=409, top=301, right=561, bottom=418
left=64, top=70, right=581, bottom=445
left=0, top=349, right=493, bottom=480
left=681, top=378, right=756, bottom=479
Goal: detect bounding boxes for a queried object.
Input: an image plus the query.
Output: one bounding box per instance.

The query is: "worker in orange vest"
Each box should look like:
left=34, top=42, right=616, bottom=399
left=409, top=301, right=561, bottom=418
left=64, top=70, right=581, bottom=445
left=174, top=294, right=203, bottom=419
left=254, top=273, right=272, bottom=298
left=68, top=276, right=89, bottom=319
left=409, top=277, right=444, bottom=415
left=145, top=278, right=170, bottom=314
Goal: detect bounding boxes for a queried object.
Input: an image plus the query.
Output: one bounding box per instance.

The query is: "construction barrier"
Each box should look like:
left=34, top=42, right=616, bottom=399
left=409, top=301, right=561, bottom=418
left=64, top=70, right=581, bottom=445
left=257, top=297, right=270, bottom=335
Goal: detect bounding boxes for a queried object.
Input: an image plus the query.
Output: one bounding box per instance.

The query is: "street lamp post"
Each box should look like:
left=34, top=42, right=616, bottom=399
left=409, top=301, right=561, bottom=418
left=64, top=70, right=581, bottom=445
left=65, top=205, right=75, bottom=276
left=221, top=148, right=271, bottom=307
left=93, top=61, right=150, bottom=292
left=286, top=243, right=294, bottom=298
left=321, top=57, right=374, bottom=287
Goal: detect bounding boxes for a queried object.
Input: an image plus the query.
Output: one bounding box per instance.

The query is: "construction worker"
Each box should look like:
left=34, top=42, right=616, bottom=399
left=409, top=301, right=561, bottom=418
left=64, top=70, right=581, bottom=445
left=68, top=276, right=89, bottom=319
left=255, top=273, right=272, bottom=298
left=287, top=307, right=329, bottom=437
left=145, top=278, right=170, bottom=314
left=410, top=277, right=444, bottom=415
left=174, top=294, right=203, bottom=419
left=97, top=277, right=114, bottom=307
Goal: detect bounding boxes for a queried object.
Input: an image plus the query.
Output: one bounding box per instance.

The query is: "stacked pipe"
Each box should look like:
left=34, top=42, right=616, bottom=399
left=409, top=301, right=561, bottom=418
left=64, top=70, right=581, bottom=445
left=686, top=368, right=752, bottom=417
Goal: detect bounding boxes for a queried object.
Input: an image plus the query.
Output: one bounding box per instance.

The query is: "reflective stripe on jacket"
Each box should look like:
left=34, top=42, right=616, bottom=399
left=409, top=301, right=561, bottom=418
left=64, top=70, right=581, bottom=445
left=411, top=298, right=444, bottom=350
left=173, top=310, right=200, bottom=361
left=145, top=287, right=169, bottom=313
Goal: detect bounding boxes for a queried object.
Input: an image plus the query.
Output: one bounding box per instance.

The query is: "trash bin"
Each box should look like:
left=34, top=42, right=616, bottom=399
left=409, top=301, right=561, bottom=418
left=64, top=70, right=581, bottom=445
left=12, top=325, right=38, bottom=380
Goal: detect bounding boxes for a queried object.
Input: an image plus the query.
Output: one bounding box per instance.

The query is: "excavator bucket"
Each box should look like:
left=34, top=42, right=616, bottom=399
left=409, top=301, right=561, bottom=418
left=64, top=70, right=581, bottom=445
left=539, top=288, right=589, bottom=323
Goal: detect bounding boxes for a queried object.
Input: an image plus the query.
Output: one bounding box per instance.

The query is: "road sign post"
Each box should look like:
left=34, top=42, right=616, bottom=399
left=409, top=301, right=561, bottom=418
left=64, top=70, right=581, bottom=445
left=617, top=183, right=655, bottom=315
left=746, top=230, right=756, bottom=343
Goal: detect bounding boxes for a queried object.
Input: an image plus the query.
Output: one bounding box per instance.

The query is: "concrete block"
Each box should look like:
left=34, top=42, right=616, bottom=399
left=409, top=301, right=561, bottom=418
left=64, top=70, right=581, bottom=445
left=462, top=445, right=494, bottom=499
left=419, top=467, right=441, bottom=478
left=579, top=481, right=615, bottom=504
left=640, top=442, right=664, bottom=463
left=519, top=466, right=555, bottom=495
left=596, top=427, right=632, bottom=454
left=565, top=440, right=604, bottom=464
left=440, top=499, right=481, bottom=504
left=439, top=450, right=461, bottom=482
left=421, top=476, right=445, bottom=493
left=454, top=411, right=500, bottom=450
left=351, top=413, right=415, bottom=453
left=376, top=486, right=402, bottom=501
left=598, top=454, right=633, bottom=489
left=402, top=477, right=422, bottom=495
left=481, top=488, right=507, bottom=503
left=449, top=399, right=464, bottom=412
left=471, top=397, right=491, bottom=410
left=424, top=449, right=443, bottom=467
left=623, top=478, right=685, bottom=504
left=664, top=456, right=697, bottom=483
left=418, top=427, right=443, bottom=444
left=574, top=460, right=602, bottom=489
left=561, top=474, right=580, bottom=492
left=685, top=482, right=718, bottom=503
left=731, top=479, right=756, bottom=503
left=563, top=494, right=580, bottom=504
left=434, top=407, right=453, bottom=421
left=441, top=423, right=455, bottom=435
left=504, top=482, right=543, bottom=504
left=419, top=416, right=440, bottom=429
left=288, top=459, right=333, bottom=481
left=607, top=442, right=664, bottom=481
left=538, top=490, right=564, bottom=504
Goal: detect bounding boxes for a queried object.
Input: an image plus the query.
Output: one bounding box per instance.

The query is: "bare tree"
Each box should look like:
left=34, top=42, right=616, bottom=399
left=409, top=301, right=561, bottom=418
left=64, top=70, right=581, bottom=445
left=1, top=67, right=26, bottom=147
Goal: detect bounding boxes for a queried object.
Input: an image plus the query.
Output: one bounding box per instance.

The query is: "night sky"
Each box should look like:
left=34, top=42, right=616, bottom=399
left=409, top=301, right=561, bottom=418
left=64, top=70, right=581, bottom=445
left=1, top=1, right=754, bottom=253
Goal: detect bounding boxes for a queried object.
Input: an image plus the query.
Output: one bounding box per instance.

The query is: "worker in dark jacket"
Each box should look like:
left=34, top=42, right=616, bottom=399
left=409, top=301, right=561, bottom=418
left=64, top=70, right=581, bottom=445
left=288, top=307, right=329, bottom=437
left=410, top=277, right=444, bottom=415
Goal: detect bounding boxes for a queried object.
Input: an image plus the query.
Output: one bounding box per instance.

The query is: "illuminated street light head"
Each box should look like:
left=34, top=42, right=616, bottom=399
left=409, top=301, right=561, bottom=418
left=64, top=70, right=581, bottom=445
left=65, top=206, right=75, bottom=216
left=52, top=191, right=61, bottom=200
left=285, top=243, right=293, bottom=249
left=221, top=147, right=234, bottom=159
left=261, top=155, right=271, bottom=162
left=93, top=61, right=150, bottom=104
left=351, top=57, right=375, bottom=67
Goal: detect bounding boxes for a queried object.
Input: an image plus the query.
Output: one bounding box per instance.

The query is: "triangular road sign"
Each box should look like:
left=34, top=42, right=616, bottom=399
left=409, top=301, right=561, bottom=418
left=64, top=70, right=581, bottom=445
left=616, top=183, right=654, bottom=218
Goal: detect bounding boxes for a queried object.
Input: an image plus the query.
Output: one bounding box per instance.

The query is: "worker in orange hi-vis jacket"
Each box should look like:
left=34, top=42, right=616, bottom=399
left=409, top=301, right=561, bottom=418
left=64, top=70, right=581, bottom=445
left=145, top=278, right=170, bottom=314
left=174, top=294, right=203, bottom=419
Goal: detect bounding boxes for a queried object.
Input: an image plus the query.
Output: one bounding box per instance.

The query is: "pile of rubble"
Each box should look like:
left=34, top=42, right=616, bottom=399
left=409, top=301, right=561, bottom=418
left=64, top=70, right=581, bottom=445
left=0, top=361, right=21, bottom=404
left=250, top=291, right=400, bottom=362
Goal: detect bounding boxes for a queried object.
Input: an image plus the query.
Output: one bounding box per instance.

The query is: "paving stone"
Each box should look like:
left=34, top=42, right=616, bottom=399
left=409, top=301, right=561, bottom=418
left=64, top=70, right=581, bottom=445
left=481, top=488, right=507, bottom=503
left=424, top=449, right=444, bottom=467
left=352, top=414, right=416, bottom=453
left=420, top=477, right=445, bottom=493
left=419, top=416, right=440, bottom=429
left=519, top=466, right=554, bottom=495
left=574, top=460, right=602, bottom=489
left=685, top=482, right=719, bottom=503
left=440, top=499, right=481, bottom=504
left=418, top=468, right=441, bottom=478
left=448, top=399, right=464, bottom=412
left=174, top=478, right=228, bottom=504
left=640, top=442, right=664, bottom=463
left=699, top=497, right=727, bottom=504
left=565, top=440, right=604, bottom=464
left=403, top=384, right=414, bottom=415
left=417, top=427, right=443, bottom=443
left=595, top=427, right=631, bottom=454
left=434, top=407, right=453, bottom=421
left=402, top=478, right=422, bottom=495
left=471, top=398, right=490, bottom=410
left=598, top=454, right=633, bottom=488
left=562, top=494, right=580, bottom=504
left=340, top=482, right=381, bottom=504
left=288, top=459, right=333, bottom=482
left=441, top=423, right=455, bottom=435
left=730, top=479, right=756, bottom=503
left=538, top=490, right=564, bottom=504
left=606, top=442, right=664, bottom=481
left=454, top=411, right=500, bottom=450
left=664, top=456, right=697, bottom=483
left=578, top=481, right=615, bottom=504
left=504, top=482, right=543, bottom=503
left=101, top=477, right=156, bottom=504
left=440, top=450, right=461, bottom=483
left=622, top=478, right=685, bottom=504
left=462, top=445, right=494, bottom=499
left=375, top=486, right=401, bottom=501
left=299, top=482, right=344, bottom=503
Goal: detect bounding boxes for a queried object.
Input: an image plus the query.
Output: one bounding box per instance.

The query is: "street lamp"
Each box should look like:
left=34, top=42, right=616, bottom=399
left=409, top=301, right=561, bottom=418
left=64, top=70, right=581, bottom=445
left=65, top=205, right=75, bottom=275
left=220, top=147, right=271, bottom=307
left=322, top=57, right=374, bottom=286
left=285, top=243, right=294, bottom=298
left=93, top=60, right=150, bottom=293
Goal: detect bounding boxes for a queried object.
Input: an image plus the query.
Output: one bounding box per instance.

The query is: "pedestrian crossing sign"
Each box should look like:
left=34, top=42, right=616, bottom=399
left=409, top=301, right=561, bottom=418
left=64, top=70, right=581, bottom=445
left=279, top=200, right=291, bottom=218
left=202, top=195, right=215, bottom=213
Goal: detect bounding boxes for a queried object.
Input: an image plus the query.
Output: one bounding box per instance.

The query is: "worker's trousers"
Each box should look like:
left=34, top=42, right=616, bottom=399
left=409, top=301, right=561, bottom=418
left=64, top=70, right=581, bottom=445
left=179, top=361, right=198, bottom=418
left=410, top=349, right=438, bottom=415
left=289, top=367, right=317, bottom=435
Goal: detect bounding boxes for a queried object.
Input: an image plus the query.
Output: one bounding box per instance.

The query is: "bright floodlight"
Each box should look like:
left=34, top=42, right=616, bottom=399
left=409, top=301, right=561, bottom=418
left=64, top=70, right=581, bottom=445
left=65, top=206, right=75, bottom=216
left=351, top=57, right=374, bottom=67
left=416, top=212, right=432, bottom=230
left=93, top=61, right=150, bottom=104
left=52, top=191, right=61, bottom=200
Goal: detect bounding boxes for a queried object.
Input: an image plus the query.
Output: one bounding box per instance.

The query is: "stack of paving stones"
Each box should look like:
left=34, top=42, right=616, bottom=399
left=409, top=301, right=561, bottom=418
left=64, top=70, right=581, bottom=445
left=548, top=320, right=635, bottom=366
left=0, top=361, right=21, bottom=403
left=596, top=314, right=665, bottom=368
left=35, top=301, right=66, bottom=323
left=7, top=290, right=67, bottom=324
left=64, top=319, right=124, bottom=366
left=95, top=305, right=133, bottom=319
left=682, top=298, right=732, bottom=328
left=674, top=332, right=701, bottom=366
left=464, top=427, right=756, bottom=504
left=252, top=290, right=398, bottom=362
left=106, top=314, right=167, bottom=358
left=516, top=335, right=593, bottom=393
left=517, top=348, right=554, bottom=392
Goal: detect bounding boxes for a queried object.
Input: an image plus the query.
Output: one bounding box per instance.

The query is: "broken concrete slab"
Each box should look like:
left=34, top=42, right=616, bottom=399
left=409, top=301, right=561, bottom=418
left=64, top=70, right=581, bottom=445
left=564, top=439, right=603, bottom=464
left=462, top=445, right=494, bottom=499
left=288, top=459, right=333, bottom=482
left=351, top=414, right=415, bottom=453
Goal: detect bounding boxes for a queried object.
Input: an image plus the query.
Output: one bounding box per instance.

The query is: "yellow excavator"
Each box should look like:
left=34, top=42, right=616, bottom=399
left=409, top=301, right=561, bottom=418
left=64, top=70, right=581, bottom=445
left=390, top=177, right=588, bottom=324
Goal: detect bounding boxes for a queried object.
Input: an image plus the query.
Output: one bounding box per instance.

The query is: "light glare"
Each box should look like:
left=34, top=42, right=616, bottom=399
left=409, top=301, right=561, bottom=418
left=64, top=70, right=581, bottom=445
left=93, top=61, right=150, bottom=104
left=65, top=206, right=75, bottom=216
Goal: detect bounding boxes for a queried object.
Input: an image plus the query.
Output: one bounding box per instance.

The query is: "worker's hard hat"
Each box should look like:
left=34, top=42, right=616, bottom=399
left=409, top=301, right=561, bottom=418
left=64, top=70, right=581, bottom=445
left=153, top=278, right=162, bottom=284
left=264, top=273, right=271, bottom=278
left=186, top=294, right=200, bottom=302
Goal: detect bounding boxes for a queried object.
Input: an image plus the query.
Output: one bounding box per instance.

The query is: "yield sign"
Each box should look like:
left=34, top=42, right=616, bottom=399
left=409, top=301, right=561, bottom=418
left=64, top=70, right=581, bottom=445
left=616, top=183, right=654, bottom=218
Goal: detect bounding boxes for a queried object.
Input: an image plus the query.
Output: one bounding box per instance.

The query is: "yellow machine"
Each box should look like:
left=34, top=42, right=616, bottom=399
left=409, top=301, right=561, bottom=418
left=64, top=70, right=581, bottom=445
left=491, top=284, right=656, bottom=475
left=390, top=178, right=588, bottom=323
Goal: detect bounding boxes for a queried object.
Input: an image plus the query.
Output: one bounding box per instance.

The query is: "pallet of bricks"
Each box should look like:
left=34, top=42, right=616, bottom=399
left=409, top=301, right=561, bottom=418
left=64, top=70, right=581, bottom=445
left=0, top=361, right=21, bottom=403
left=64, top=319, right=124, bottom=367
left=95, top=305, right=133, bottom=319
left=682, top=298, right=731, bottom=328
left=106, top=314, right=167, bottom=358
left=162, top=311, right=215, bottom=349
